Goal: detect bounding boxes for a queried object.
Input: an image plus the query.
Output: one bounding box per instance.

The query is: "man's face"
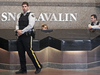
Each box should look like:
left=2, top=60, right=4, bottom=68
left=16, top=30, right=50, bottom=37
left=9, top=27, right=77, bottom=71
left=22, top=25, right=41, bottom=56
left=22, top=4, right=29, bottom=12
left=42, top=26, right=48, bottom=30
left=91, top=16, right=96, bottom=23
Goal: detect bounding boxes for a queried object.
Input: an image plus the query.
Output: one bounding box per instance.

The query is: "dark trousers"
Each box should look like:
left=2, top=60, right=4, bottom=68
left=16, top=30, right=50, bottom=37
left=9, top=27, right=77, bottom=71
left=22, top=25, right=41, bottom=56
left=17, top=34, right=42, bottom=71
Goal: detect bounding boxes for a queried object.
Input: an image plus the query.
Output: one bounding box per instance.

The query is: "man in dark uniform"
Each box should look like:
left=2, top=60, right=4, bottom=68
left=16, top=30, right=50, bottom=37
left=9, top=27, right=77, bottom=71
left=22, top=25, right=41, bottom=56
left=15, top=2, right=42, bottom=74
left=88, top=14, right=100, bottom=32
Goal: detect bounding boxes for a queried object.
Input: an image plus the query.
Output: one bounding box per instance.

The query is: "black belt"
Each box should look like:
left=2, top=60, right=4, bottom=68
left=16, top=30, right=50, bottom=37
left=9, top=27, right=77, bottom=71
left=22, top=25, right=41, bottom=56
left=24, top=31, right=33, bottom=36
left=15, top=31, right=34, bottom=36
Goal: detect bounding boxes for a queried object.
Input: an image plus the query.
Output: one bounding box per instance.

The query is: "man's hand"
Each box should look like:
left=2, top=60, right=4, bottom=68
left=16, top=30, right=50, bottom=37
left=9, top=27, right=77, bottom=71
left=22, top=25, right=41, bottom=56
left=97, top=25, right=100, bottom=27
left=17, top=30, right=23, bottom=36
left=88, top=26, right=92, bottom=29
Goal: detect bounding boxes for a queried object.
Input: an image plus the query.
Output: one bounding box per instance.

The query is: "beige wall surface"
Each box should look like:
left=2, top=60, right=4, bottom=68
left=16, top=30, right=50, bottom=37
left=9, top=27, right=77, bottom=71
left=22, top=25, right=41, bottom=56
left=0, top=0, right=99, bottom=29
left=0, top=0, right=96, bottom=3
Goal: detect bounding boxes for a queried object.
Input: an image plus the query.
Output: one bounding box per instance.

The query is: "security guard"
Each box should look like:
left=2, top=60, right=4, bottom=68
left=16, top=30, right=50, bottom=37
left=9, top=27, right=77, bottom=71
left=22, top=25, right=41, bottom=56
left=15, top=2, right=42, bottom=74
left=88, top=14, right=100, bottom=32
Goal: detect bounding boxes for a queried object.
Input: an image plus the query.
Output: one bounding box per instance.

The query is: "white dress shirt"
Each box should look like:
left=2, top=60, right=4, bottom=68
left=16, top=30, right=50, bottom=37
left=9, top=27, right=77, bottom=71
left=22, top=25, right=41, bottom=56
left=88, top=21, right=100, bottom=29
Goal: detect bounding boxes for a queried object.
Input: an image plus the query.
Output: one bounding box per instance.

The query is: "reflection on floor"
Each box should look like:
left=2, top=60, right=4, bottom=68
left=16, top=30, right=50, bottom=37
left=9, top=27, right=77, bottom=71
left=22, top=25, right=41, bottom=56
left=0, top=66, right=100, bottom=75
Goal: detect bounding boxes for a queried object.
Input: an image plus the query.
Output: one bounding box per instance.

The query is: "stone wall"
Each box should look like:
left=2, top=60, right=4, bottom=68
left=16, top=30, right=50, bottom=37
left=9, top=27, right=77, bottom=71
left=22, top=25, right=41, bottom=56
left=0, top=0, right=99, bottom=29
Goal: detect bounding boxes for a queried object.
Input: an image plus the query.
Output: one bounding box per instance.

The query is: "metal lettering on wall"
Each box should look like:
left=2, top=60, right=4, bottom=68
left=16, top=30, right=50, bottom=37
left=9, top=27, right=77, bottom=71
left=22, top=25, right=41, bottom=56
left=1, top=12, right=77, bottom=22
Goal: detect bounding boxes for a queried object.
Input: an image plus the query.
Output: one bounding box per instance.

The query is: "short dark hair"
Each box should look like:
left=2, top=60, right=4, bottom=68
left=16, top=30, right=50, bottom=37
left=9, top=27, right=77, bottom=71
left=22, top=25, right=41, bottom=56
left=42, top=24, right=48, bottom=29
left=91, top=14, right=97, bottom=20
left=22, top=2, right=29, bottom=6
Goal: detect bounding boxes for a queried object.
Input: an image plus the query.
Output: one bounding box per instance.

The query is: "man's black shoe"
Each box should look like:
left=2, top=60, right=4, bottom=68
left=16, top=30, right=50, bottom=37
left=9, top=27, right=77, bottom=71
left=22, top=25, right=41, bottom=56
left=15, top=70, right=27, bottom=74
left=35, top=68, right=41, bottom=74
left=35, top=65, right=42, bottom=74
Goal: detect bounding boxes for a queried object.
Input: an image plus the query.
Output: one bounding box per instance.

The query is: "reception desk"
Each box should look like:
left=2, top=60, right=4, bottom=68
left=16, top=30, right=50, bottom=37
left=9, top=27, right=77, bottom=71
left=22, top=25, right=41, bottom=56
left=0, top=29, right=100, bottom=51
left=0, top=29, right=100, bottom=70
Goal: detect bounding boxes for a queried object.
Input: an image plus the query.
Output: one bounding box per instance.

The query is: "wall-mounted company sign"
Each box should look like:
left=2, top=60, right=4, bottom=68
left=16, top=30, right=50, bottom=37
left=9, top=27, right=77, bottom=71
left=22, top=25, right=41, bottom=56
left=1, top=12, right=77, bottom=22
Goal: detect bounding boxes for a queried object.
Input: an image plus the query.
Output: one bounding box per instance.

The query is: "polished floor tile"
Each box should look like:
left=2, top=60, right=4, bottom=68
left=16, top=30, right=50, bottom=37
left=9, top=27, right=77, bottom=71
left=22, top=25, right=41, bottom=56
left=0, top=67, right=100, bottom=75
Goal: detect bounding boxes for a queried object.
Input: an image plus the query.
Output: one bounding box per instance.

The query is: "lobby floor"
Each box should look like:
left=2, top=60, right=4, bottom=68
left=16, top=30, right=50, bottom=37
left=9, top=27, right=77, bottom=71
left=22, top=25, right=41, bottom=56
left=0, top=66, right=100, bottom=75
